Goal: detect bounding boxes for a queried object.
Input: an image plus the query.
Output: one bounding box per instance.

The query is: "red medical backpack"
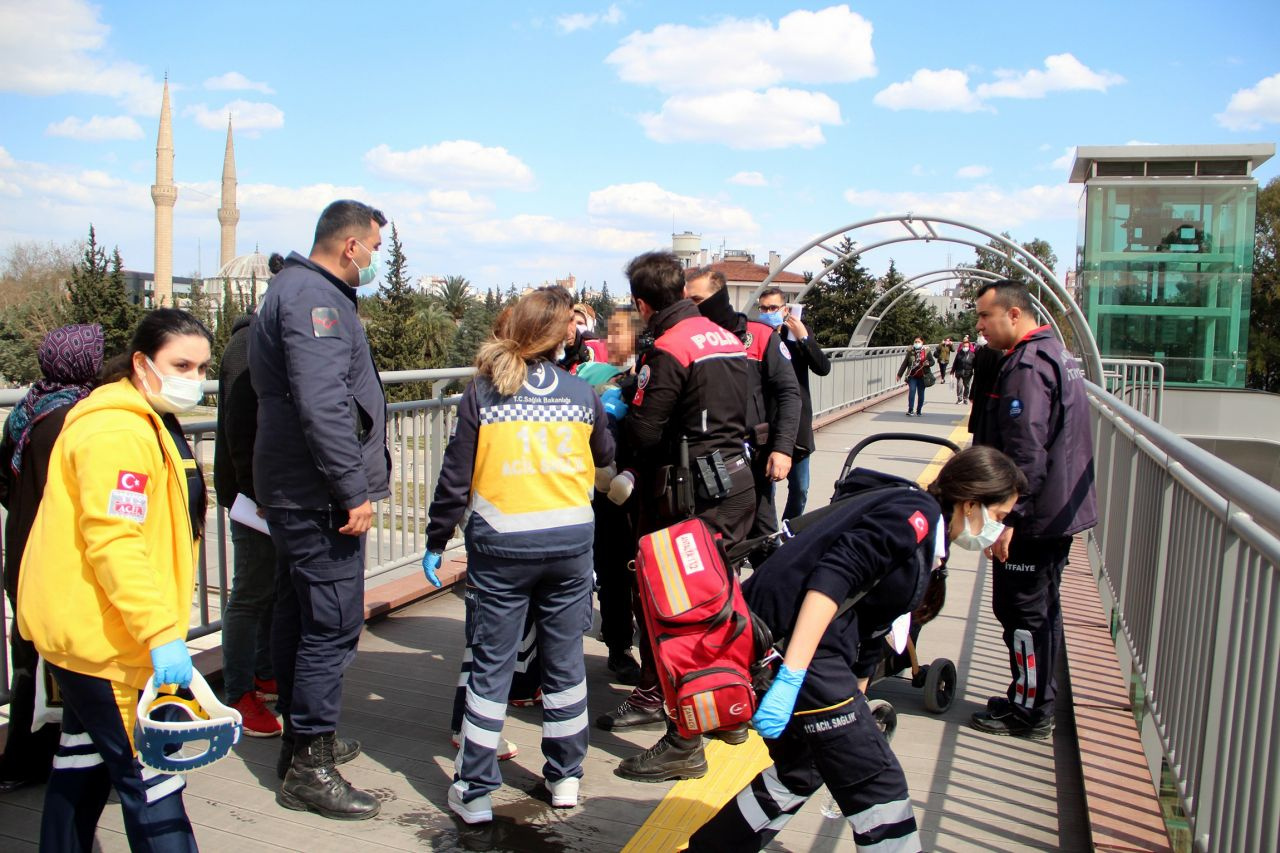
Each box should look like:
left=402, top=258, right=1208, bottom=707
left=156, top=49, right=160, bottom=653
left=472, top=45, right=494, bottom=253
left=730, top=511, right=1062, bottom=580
left=634, top=517, right=760, bottom=739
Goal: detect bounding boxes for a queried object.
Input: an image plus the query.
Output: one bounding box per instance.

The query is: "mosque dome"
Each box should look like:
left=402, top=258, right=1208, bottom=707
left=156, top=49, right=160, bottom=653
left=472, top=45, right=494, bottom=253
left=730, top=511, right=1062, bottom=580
left=213, top=251, right=271, bottom=282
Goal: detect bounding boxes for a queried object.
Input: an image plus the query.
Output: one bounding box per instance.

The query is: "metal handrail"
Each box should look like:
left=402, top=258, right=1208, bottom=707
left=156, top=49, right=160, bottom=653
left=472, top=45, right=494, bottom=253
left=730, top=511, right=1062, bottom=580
left=1085, top=379, right=1280, bottom=852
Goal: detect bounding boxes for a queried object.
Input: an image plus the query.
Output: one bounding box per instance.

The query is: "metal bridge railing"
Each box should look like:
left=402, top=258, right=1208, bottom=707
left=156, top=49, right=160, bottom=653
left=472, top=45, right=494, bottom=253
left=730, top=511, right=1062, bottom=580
left=1100, top=357, right=1165, bottom=422
left=1086, top=380, right=1280, bottom=853
left=809, top=346, right=910, bottom=419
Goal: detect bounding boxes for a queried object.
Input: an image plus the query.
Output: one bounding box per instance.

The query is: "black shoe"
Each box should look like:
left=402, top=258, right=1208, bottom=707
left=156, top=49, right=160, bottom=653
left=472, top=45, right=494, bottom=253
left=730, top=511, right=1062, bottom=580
left=0, top=778, right=39, bottom=795
left=277, top=733, right=380, bottom=820
left=969, top=709, right=1053, bottom=741
left=277, top=732, right=361, bottom=780
left=596, top=699, right=665, bottom=731
left=615, top=733, right=708, bottom=782
left=707, top=723, right=749, bottom=745
left=607, top=650, right=642, bottom=686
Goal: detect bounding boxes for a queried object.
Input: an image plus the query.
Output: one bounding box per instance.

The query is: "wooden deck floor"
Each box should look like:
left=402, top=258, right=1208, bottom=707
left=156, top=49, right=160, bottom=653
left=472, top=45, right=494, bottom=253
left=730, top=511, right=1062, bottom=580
left=0, top=393, right=1090, bottom=851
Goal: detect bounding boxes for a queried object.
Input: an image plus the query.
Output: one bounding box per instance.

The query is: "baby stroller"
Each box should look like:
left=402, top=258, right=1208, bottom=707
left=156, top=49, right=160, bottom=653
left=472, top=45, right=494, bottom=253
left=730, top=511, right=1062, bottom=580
left=834, top=433, right=960, bottom=737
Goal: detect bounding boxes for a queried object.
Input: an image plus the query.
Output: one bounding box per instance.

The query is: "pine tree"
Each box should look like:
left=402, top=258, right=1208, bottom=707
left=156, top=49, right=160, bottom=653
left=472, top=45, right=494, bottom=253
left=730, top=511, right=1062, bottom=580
left=364, top=224, right=431, bottom=400
left=64, top=228, right=140, bottom=359
left=799, top=237, right=879, bottom=348
left=872, top=259, right=942, bottom=346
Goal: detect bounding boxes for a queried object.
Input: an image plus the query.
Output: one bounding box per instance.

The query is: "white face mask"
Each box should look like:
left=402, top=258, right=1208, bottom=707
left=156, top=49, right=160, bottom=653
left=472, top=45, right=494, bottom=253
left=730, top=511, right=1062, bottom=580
left=952, top=503, right=1006, bottom=551
left=142, top=356, right=204, bottom=414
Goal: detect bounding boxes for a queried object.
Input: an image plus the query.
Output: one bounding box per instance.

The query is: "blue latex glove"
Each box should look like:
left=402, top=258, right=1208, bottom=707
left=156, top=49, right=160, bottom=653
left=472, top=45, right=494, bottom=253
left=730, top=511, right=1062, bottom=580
left=150, top=638, right=193, bottom=688
left=751, top=664, right=807, bottom=739
left=600, top=387, right=628, bottom=420
left=422, top=551, right=443, bottom=587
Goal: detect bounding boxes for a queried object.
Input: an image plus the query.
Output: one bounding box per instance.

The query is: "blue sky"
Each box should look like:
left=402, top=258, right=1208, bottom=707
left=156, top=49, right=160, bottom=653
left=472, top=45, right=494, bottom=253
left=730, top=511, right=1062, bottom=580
left=1, top=0, right=1278, bottom=294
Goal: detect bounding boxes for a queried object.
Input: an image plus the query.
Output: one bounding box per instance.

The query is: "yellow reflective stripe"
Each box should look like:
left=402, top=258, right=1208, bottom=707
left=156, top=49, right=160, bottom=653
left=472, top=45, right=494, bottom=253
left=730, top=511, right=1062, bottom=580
left=652, top=529, right=692, bottom=614
left=793, top=696, right=855, bottom=716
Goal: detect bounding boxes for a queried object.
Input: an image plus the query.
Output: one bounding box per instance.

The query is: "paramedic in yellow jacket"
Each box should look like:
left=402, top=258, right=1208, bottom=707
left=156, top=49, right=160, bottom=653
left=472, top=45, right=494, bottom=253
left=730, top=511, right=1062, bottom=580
left=424, top=286, right=615, bottom=825
left=18, top=308, right=212, bottom=853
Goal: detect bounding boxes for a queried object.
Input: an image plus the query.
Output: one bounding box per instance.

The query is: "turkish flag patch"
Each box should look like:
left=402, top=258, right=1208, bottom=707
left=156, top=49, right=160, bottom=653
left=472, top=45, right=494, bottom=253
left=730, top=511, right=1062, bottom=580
left=117, top=471, right=148, bottom=493
left=907, top=511, right=929, bottom=542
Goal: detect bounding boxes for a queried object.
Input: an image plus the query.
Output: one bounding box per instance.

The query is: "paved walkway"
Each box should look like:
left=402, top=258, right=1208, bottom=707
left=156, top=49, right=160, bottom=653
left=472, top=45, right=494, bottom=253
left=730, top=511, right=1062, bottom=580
left=0, top=391, right=1089, bottom=851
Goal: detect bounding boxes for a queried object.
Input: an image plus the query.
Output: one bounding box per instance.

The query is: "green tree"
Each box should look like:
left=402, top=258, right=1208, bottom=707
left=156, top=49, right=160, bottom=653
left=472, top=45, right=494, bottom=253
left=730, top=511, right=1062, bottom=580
left=1248, top=175, right=1280, bottom=391
left=799, top=237, right=880, bottom=348
left=587, top=281, right=617, bottom=325
left=436, top=275, right=473, bottom=321
left=447, top=298, right=501, bottom=382
left=209, top=278, right=249, bottom=372
left=872, top=259, right=942, bottom=346
left=364, top=223, right=432, bottom=400
left=64, top=229, right=140, bottom=359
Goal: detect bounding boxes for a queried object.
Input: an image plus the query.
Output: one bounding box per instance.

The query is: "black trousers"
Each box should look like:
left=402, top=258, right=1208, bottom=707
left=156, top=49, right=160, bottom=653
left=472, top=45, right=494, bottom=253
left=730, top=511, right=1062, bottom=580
left=747, top=450, right=780, bottom=565
left=688, top=654, right=920, bottom=852
left=593, top=494, right=636, bottom=654
left=0, top=598, right=59, bottom=784
left=266, top=507, right=366, bottom=736
left=991, top=535, right=1072, bottom=724
left=42, top=666, right=196, bottom=853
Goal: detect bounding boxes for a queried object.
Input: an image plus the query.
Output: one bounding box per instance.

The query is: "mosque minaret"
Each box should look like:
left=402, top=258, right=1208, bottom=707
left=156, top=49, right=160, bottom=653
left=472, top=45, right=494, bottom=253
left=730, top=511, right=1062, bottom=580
left=218, top=117, right=239, bottom=271
left=150, top=77, right=177, bottom=306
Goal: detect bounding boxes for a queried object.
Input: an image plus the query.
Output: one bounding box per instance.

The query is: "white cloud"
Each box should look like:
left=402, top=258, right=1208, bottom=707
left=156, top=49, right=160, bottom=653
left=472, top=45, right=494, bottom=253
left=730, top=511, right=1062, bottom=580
left=910, top=164, right=933, bottom=177
left=640, top=87, right=841, bottom=149
left=462, top=214, right=653, bottom=253
left=1050, top=146, right=1076, bottom=172
left=203, top=71, right=274, bottom=94
left=842, top=184, right=1080, bottom=231
left=557, top=3, right=623, bottom=33
left=588, top=181, right=759, bottom=235
left=955, top=165, right=991, bottom=179
left=364, top=140, right=535, bottom=190
left=1216, top=72, right=1280, bottom=130
left=607, top=5, right=875, bottom=94
left=185, top=100, right=284, bottom=133
left=976, top=53, right=1124, bottom=99
left=873, top=69, right=986, bottom=112
left=45, top=115, right=144, bottom=141
left=0, top=0, right=163, bottom=115
left=728, top=171, right=768, bottom=187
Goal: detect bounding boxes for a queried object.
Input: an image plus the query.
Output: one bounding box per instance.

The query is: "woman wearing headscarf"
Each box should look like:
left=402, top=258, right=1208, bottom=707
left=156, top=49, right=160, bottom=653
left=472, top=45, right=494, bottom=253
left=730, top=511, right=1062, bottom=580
left=18, top=309, right=212, bottom=851
left=0, top=323, right=105, bottom=794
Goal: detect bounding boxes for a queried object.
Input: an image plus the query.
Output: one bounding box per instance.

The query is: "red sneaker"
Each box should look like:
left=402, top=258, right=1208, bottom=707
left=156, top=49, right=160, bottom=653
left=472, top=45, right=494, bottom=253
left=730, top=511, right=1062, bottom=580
left=254, top=677, right=279, bottom=701
left=232, top=691, right=283, bottom=737
left=509, top=688, right=542, bottom=708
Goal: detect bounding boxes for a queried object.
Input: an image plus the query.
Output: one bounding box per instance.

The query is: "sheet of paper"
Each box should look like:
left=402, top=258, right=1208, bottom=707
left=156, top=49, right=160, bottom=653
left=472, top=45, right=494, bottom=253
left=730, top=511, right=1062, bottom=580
left=785, top=304, right=804, bottom=340
left=230, top=493, right=270, bottom=536
left=889, top=613, right=911, bottom=654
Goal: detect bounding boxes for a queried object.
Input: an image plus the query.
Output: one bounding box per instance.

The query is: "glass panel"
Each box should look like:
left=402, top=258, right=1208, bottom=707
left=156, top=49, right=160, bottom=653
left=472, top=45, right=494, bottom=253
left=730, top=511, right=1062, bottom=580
left=1097, top=161, right=1145, bottom=177
left=1197, top=159, right=1247, bottom=176
left=1147, top=160, right=1196, bottom=176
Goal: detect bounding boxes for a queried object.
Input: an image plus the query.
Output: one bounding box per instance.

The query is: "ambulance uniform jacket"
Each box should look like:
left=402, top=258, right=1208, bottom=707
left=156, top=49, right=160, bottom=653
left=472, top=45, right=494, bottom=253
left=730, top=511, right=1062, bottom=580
left=973, top=326, right=1097, bottom=538
left=426, top=362, right=615, bottom=559
left=736, top=317, right=800, bottom=458
left=625, top=300, right=752, bottom=484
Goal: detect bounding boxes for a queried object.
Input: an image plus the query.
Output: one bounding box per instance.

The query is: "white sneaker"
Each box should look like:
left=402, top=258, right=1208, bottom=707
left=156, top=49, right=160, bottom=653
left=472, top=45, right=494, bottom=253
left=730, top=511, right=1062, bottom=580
left=545, top=776, right=580, bottom=808
left=451, top=731, right=519, bottom=761
left=448, top=781, right=493, bottom=824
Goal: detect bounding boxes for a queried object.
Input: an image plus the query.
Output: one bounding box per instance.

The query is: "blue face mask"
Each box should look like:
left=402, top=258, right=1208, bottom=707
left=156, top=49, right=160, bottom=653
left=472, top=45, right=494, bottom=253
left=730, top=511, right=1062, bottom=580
left=757, top=310, right=784, bottom=329
left=354, top=241, right=380, bottom=287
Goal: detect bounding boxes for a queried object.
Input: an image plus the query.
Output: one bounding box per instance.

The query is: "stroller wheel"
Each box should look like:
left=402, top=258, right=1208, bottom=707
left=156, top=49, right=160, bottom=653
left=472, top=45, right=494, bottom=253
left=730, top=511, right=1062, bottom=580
left=867, top=699, right=897, bottom=742
left=922, top=658, right=957, bottom=713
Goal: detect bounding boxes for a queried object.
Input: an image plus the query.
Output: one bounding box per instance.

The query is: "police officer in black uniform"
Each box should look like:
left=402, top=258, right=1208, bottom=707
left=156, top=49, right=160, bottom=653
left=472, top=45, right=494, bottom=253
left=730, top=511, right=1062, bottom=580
left=684, top=268, right=800, bottom=571
left=971, top=279, right=1098, bottom=740
left=250, top=200, right=391, bottom=819
left=687, top=446, right=1027, bottom=852
left=606, top=251, right=756, bottom=782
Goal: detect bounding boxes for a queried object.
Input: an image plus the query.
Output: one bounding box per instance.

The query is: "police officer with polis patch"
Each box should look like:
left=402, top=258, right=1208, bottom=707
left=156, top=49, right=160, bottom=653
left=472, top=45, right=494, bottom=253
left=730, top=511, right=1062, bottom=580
left=602, top=251, right=755, bottom=782
left=971, top=279, right=1097, bottom=740
left=250, top=199, right=391, bottom=819
left=685, top=268, right=800, bottom=569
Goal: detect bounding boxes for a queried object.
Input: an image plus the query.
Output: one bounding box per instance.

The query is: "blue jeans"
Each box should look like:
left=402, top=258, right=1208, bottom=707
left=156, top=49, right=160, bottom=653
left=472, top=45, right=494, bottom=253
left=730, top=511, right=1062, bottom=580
left=222, top=520, right=277, bottom=702
left=782, top=454, right=811, bottom=520
left=906, top=377, right=926, bottom=414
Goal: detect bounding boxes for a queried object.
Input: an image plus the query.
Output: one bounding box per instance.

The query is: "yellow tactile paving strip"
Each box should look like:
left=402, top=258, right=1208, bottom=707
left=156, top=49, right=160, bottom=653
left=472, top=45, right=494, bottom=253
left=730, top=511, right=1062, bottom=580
left=623, top=417, right=973, bottom=851
left=621, top=734, right=773, bottom=852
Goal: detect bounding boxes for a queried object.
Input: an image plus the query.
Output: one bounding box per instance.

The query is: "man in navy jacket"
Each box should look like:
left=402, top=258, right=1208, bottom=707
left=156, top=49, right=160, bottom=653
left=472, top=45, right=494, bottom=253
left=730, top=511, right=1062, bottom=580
left=971, top=279, right=1097, bottom=740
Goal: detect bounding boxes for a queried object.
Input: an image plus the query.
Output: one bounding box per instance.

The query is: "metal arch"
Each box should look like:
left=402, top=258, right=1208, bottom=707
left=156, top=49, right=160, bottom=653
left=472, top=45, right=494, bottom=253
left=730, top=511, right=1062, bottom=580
left=751, top=213, right=1103, bottom=382
left=850, top=267, right=1004, bottom=346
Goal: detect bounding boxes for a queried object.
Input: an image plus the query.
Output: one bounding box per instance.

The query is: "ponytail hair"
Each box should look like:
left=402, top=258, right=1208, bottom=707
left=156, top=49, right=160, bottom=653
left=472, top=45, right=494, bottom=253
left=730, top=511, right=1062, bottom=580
left=926, top=445, right=1027, bottom=515
left=475, top=287, right=573, bottom=396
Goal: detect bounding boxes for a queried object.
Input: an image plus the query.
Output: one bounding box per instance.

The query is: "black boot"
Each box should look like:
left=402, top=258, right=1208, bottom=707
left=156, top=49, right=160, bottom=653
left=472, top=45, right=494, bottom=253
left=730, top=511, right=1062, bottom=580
left=615, top=731, right=707, bottom=782
left=277, top=733, right=380, bottom=820
left=277, top=732, right=361, bottom=780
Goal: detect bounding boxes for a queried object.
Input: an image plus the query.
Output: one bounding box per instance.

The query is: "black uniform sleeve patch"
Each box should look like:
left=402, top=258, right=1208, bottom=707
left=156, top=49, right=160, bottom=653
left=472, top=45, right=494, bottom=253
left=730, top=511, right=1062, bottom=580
left=311, top=306, right=340, bottom=337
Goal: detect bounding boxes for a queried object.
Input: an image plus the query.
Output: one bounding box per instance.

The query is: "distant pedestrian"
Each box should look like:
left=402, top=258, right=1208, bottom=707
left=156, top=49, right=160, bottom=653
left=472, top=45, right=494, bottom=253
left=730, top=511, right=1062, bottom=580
left=936, top=337, right=953, bottom=379
left=423, top=286, right=615, bottom=824
left=0, top=323, right=104, bottom=794
left=896, top=338, right=936, bottom=417
left=952, top=335, right=976, bottom=404
left=971, top=280, right=1098, bottom=740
